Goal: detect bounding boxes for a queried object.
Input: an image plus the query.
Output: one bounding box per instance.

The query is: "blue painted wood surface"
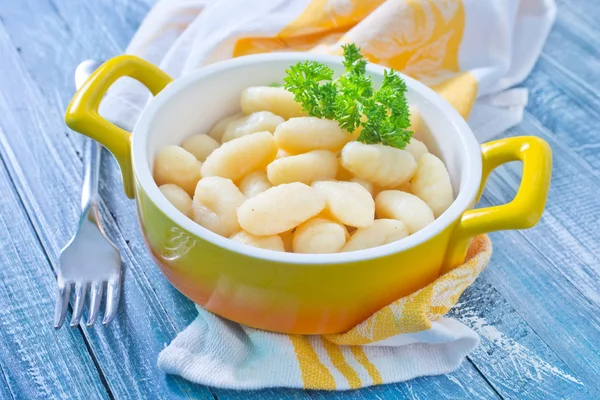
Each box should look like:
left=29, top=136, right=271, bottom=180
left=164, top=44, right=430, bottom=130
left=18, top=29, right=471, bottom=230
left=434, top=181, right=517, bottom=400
left=0, top=0, right=599, bottom=398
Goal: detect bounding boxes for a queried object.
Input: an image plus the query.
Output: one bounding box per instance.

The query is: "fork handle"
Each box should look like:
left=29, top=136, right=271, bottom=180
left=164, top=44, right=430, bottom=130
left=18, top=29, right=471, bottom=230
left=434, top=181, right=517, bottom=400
left=82, top=138, right=102, bottom=223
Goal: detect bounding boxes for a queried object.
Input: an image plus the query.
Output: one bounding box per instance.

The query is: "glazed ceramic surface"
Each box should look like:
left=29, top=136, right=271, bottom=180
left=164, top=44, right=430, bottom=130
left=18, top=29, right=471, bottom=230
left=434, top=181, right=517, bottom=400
left=66, top=54, right=551, bottom=334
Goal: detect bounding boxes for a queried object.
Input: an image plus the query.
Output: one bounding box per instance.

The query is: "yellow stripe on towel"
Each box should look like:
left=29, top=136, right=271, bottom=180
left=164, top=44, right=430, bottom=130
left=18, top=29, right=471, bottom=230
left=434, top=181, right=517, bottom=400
left=350, top=347, right=383, bottom=386
left=289, top=335, right=336, bottom=390
left=320, top=338, right=362, bottom=389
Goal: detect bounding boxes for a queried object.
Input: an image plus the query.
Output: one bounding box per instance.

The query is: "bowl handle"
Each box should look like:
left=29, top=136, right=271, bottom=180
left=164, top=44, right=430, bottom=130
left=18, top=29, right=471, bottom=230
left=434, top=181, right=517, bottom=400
left=65, top=55, right=173, bottom=198
left=442, top=136, right=552, bottom=273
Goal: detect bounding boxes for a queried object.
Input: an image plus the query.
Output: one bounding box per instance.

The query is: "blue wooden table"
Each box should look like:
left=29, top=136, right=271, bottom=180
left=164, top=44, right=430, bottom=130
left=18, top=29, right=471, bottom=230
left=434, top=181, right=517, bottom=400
left=0, top=0, right=599, bottom=398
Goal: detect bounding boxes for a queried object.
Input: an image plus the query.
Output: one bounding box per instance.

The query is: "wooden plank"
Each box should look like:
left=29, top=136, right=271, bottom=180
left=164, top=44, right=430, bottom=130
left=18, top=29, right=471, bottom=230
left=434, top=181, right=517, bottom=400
left=0, top=0, right=149, bottom=119
left=0, top=21, right=213, bottom=400
left=451, top=277, right=590, bottom=399
left=0, top=148, right=110, bottom=400
left=521, top=5, right=600, bottom=173
left=212, top=389, right=312, bottom=400
left=469, top=114, right=600, bottom=397
left=491, top=8, right=600, bottom=390
left=0, top=372, right=13, bottom=400
left=465, top=2, right=600, bottom=394
left=556, top=0, right=600, bottom=40
left=542, top=14, right=600, bottom=92
left=492, top=117, right=600, bottom=307
left=527, top=58, right=600, bottom=170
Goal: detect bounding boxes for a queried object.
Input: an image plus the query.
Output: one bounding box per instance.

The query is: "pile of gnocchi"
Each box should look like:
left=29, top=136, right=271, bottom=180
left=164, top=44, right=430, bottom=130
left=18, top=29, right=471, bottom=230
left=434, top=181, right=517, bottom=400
left=153, top=86, right=454, bottom=254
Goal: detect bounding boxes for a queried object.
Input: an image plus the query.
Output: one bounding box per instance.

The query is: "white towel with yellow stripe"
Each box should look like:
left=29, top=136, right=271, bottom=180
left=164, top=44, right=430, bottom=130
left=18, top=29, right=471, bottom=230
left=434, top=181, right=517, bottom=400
left=159, top=309, right=476, bottom=389
left=101, top=0, right=555, bottom=390
left=101, top=0, right=555, bottom=143
left=158, top=236, right=491, bottom=389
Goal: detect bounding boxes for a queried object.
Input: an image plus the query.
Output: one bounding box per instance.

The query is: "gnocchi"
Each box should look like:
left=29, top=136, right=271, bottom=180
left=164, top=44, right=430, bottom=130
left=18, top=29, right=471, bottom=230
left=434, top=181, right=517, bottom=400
left=153, top=84, right=455, bottom=254
left=241, top=86, right=305, bottom=120
left=408, top=106, right=423, bottom=138
left=341, top=141, right=417, bottom=188
left=153, top=145, right=202, bottom=196
left=237, top=182, right=325, bottom=235
left=342, top=219, right=409, bottom=252
left=201, top=131, right=278, bottom=181
left=293, top=217, right=347, bottom=254
left=404, top=138, right=429, bottom=161
left=181, top=134, right=220, bottom=162
left=230, top=231, right=284, bottom=252
left=192, top=177, right=246, bottom=237
left=312, top=181, right=375, bottom=228
left=159, top=184, right=193, bottom=218
left=375, top=190, right=434, bottom=234
left=411, top=153, right=454, bottom=217
left=267, top=150, right=338, bottom=185
left=221, top=111, right=284, bottom=143
left=208, top=112, right=243, bottom=142
left=349, top=177, right=374, bottom=196
left=274, top=117, right=351, bottom=154
left=238, top=170, right=272, bottom=198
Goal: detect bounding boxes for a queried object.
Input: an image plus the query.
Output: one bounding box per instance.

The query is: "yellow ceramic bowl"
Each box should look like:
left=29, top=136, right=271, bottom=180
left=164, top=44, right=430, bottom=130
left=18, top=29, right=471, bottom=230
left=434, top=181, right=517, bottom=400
left=65, top=54, right=552, bottom=334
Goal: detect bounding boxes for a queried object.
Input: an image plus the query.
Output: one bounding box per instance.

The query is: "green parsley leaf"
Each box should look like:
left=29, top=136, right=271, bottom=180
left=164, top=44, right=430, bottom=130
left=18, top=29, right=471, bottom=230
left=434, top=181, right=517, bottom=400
left=282, top=44, right=413, bottom=149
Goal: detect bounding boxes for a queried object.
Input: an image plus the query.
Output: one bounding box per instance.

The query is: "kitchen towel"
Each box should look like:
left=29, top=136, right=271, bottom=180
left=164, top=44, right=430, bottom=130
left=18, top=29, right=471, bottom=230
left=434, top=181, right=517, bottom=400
left=101, top=0, right=556, bottom=143
left=100, top=0, right=554, bottom=390
left=157, top=236, right=491, bottom=389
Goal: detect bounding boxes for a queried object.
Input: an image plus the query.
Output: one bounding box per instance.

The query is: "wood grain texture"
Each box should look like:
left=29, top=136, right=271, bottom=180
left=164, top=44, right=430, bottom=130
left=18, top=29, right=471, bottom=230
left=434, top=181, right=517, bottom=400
left=0, top=146, right=110, bottom=400
left=451, top=278, right=590, bottom=399
left=0, top=366, right=14, bottom=400
left=473, top=114, right=600, bottom=397
left=476, top=5, right=600, bottom=395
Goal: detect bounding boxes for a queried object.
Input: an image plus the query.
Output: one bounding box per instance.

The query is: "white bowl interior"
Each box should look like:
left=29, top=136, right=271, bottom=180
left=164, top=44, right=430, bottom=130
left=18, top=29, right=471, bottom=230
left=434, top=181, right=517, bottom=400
left=133, top=53, right=481, bottom=264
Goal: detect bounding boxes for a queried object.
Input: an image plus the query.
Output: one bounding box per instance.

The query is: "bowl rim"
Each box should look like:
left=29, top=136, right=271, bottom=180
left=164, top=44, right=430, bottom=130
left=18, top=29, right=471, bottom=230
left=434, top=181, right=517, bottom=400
left=132, top=52, right=482, bottom=265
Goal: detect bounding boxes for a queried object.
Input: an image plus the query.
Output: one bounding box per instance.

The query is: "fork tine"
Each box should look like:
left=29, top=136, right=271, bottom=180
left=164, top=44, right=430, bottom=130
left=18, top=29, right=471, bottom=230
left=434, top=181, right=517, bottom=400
left=70, top=283, right=88, bottom=327
left=103, top=277, right=121, bottom=325
left=54, top=281, right=71, bottom=329
left=86, top=282, right=104, bottom=326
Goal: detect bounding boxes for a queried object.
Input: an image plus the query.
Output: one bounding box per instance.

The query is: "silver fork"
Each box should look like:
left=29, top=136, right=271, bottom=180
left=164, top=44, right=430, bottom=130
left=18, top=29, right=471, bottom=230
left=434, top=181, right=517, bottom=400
left=54, top=60, right=122, bottom=328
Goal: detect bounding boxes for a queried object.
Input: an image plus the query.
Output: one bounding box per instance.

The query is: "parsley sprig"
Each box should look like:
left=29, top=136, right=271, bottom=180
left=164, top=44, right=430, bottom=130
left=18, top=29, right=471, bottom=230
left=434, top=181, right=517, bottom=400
left=283, top=44, right=412, bottom=149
